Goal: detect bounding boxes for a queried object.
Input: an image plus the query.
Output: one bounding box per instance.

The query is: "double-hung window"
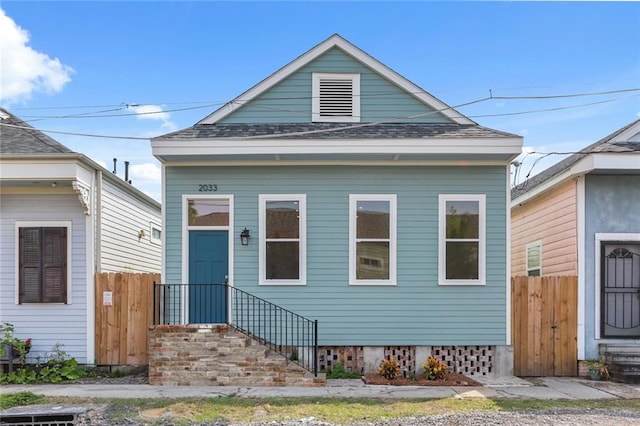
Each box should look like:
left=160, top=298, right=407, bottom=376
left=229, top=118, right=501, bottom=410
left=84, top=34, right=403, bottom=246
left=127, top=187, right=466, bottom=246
left=259, top=195, right=306, bottom=285
left=526, top=241, right=542, bottom=276
left=438, top=195, right=485, bottom=285
left=17, top=223, right=70, bottom=303
left=349, top=194, right=397, bottom=285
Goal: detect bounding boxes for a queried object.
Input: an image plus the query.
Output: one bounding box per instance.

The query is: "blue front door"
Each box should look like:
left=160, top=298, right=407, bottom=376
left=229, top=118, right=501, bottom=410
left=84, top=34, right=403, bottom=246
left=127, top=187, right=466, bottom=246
left=189, top=230, right=229, bottom=324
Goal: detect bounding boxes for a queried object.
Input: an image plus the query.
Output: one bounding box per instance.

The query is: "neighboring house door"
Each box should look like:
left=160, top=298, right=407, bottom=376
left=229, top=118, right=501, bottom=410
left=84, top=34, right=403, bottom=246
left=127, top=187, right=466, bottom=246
left=189, top=230, right=229, bottom=324
left=601, top=243, right=640, bottom=338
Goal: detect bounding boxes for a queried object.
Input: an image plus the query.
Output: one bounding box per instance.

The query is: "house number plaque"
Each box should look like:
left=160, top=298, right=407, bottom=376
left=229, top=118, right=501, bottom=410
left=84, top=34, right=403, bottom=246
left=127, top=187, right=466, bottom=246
left=198, top=184, right=218, bottom=192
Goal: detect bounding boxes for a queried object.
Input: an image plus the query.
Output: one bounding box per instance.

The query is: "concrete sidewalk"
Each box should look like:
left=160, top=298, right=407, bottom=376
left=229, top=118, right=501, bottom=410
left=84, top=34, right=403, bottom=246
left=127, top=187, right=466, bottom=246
left=2, top=376, right=640, bottom=400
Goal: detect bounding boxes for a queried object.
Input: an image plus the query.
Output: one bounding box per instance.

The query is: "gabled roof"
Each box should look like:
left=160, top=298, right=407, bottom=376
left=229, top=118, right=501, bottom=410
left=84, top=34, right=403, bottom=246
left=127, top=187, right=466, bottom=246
left=0, top=108, right=160, bottom=209
left=198, top=34, right=475, bottom=126
left=0, top=108, right=74, bottom=154
left=512, top=118, right=640, bottom=201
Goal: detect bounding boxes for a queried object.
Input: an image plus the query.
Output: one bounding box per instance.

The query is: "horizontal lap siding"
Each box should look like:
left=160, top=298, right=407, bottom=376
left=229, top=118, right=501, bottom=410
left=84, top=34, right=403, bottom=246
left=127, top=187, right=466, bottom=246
left=100, top=180, right=161, bottom=273
left=511, top=179, right=577, bottom=276
left=165, top=165, right=508, bottom=345
left=219, top=48, right=450, bottom=124
left=0, top=194, right=89, bottom=363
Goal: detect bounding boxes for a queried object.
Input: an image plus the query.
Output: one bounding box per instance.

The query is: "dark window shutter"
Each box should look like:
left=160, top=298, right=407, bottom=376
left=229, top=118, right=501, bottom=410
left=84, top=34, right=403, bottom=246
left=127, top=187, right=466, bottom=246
left=43, top=228, right=67, bottom=303
left=19, top=228, right=42, bottom=303
left=19, top=227, right=67, bottom=303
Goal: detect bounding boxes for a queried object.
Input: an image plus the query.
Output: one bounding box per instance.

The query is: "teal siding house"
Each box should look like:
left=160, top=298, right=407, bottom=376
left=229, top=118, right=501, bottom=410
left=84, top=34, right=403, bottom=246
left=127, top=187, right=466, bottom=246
left=152, top=35, right=523, bottom=377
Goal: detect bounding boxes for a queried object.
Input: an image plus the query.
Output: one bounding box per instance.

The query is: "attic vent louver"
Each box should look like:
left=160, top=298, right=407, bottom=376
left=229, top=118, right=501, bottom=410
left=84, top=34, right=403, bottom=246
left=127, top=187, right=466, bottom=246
left=312, top=73, right=360, bottom=123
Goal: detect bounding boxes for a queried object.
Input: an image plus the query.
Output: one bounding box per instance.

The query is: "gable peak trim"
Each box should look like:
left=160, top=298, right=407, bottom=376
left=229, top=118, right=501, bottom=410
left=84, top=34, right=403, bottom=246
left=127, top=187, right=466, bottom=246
left=197, top=34, right=474, bottom=126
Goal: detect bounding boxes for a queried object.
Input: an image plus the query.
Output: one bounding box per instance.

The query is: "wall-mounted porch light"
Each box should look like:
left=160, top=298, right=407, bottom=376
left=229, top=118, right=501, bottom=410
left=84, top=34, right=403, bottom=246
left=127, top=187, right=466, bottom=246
left=240, top=228, right=251, bottom=246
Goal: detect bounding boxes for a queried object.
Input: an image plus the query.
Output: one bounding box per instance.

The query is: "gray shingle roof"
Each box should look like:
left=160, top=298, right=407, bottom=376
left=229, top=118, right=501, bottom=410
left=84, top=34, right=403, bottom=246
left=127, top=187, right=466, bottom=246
left=0, top=108, right=74, bottom=154
left=512, top=118, right=640, bottom=199
left=156, top=122, right=519, bottom=140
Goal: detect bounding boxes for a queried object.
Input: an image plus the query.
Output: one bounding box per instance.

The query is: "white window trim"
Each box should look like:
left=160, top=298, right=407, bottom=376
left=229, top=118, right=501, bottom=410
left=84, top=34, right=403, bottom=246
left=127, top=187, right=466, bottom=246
left=259, top=194, right=307, bottom=286
left=312, top=72, right=360, bottom=123
left=438, top=194, right=486, bottom=286
left=14, top=221, right=73, bottom=305
left=349, top=194, right=397, bottom=286
left=526, top=240, right=542, bottom=276
left=150, top=221, right=162, bottom=245
left=594, top=233, right=640, bottom=340
left=181, top=194, right=235, bottom=312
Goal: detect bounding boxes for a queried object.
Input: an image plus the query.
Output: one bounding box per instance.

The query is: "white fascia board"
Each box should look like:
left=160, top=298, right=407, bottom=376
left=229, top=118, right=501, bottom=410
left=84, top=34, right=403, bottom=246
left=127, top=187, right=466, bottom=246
left=199, top=34, right=474, bottom=125
left=510, top=152, right=640, bottom=208
left=152, top=137, right=523, bottom=156
left=591, top=152, right=640, bottom=170
left=610, top=120, right=640, bottom=142
left=0, top=160, right=81, bottom=180
left=159, top=160, right=510, bottom=167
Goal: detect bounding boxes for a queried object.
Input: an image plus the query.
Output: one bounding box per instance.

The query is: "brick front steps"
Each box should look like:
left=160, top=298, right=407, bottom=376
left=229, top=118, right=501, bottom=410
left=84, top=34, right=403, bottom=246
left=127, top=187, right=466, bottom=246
left=148, top=324, right=325, bottom=386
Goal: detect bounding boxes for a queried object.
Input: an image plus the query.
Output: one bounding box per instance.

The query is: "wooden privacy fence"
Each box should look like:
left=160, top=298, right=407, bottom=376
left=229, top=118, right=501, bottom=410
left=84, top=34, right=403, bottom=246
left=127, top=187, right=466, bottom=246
left=511, top=276, right=578, bottom=377
left=95, top=272, right=159, bottom=365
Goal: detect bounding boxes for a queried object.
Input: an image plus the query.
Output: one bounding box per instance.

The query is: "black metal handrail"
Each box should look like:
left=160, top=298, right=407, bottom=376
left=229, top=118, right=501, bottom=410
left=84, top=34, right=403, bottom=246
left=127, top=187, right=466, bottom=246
left=153, top=282, right=318, bottom=376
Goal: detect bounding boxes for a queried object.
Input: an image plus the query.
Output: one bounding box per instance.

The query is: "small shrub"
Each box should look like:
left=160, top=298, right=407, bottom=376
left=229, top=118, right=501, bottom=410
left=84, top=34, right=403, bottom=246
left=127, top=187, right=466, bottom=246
left=326, top=362, right=361, bottom=379
left=0, top=342, right=86, bottom=384
left=421, top=356, right=449, bottom=380
left=378, top=357, right=400, bottom=380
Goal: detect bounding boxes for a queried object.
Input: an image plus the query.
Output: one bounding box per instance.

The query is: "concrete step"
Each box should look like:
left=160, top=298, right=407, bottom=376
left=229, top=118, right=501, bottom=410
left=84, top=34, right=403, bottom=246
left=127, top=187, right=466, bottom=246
left=603, top=353, right=640, bottom=364
left=600, top=344, right=640, bottom=354
left=610, top=371, right=640, bottom=384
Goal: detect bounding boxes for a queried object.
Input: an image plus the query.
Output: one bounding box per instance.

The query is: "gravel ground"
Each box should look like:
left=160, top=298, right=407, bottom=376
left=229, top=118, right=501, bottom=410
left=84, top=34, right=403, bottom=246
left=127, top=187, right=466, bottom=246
left=69, top=373, right=640, bottom=425
left=78, top=408, right=640, bottom=426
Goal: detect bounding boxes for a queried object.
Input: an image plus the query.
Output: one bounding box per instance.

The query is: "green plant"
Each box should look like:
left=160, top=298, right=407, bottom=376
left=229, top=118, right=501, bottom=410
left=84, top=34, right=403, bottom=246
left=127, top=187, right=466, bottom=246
left=0, top=392, right=44, bottom=410
left=585, top=358, right=610, bottom=380
left=0, top=322, right=31, bottom=364
left=0, top=368, right=37, bottom=384
left=0, top=342, right=86, bottom=384
left=38, top=358, right=86, bottom=383
left=422, top=356, right=449, bottom=380
left=326, top=362, right=361, bottom=379
left=378, top=357, right=401, bottom=380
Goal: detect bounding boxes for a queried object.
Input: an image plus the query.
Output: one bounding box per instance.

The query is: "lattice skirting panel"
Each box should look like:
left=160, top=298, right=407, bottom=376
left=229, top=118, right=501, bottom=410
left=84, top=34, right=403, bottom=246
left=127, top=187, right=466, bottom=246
left=384, top=346, right=415, bottom=378
left=318, top=346, right=364, bottom=373
left=431, top=345, right=494, bottom=376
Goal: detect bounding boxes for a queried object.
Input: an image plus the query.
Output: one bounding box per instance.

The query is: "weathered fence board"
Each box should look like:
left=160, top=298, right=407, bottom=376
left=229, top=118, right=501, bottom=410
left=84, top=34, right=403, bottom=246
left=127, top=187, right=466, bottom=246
left=95, top=272, right=159, bottom=365
left=512, top=276, right=578, bottom=376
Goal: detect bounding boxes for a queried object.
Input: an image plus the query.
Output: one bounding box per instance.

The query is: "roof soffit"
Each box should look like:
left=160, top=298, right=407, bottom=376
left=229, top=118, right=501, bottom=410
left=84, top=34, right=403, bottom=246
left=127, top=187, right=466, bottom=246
left=197, top=34, right=475, bottom=126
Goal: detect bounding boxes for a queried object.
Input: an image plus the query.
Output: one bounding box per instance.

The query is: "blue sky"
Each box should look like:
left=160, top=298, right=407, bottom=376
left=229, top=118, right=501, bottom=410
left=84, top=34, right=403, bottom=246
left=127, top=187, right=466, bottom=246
left=1, top=1, right=639, bottom=201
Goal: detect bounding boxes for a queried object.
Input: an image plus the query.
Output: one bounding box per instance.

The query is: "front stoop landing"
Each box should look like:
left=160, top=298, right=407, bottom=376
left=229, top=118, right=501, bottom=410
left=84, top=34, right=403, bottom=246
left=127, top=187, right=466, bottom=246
left=148, top=325, right=326, bottom=387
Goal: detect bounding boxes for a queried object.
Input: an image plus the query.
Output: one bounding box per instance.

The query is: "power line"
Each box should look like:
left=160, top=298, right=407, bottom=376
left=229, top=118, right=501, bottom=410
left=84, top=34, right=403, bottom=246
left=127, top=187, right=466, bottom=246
left=12, top=87, right=640, bottom=120
left=0, top=122, right=149, bottom=140
left=3, top=89, right=639, bottom=141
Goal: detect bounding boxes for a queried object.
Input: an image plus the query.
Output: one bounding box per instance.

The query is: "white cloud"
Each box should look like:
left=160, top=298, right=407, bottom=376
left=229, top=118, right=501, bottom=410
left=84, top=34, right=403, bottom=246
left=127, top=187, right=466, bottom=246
left=126, top=104, right=177, bottom=131
left=0, top=8, right=74, bottom=104
left=130, top=162, right=161, bottom=182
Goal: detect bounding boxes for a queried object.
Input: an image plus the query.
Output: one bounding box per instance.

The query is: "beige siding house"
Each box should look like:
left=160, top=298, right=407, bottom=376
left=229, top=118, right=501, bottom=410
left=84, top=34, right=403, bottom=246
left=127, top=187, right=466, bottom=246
left=511, top=179, right=577, bottom=276
left=511, top=118, right=640, bottom=369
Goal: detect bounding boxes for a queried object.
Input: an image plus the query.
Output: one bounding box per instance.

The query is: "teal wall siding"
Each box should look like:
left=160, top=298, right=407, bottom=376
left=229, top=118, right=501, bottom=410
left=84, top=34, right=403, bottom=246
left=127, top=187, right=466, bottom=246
left=584, top=175, right=640, bottom=359
left=219, top=48, right=452, bottom=124
left=165, top=165, right=508, bottom=345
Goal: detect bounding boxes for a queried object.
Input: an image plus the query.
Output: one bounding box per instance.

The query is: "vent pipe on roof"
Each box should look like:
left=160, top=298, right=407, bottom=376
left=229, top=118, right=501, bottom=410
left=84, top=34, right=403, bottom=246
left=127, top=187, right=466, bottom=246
left=124, top=161, right=131, bottom=184
left=112, top=158, right=117, bottom=174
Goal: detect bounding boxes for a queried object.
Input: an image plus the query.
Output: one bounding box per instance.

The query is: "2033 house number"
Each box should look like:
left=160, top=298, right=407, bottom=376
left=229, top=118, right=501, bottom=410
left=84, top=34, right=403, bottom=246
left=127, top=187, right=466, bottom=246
left=198, top=184, right=218, bottom=192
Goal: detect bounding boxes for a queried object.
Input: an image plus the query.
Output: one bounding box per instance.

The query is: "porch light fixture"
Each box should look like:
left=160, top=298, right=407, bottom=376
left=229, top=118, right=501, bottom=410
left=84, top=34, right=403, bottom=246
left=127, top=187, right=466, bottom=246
left=240, top=228, right=251, bottom=246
